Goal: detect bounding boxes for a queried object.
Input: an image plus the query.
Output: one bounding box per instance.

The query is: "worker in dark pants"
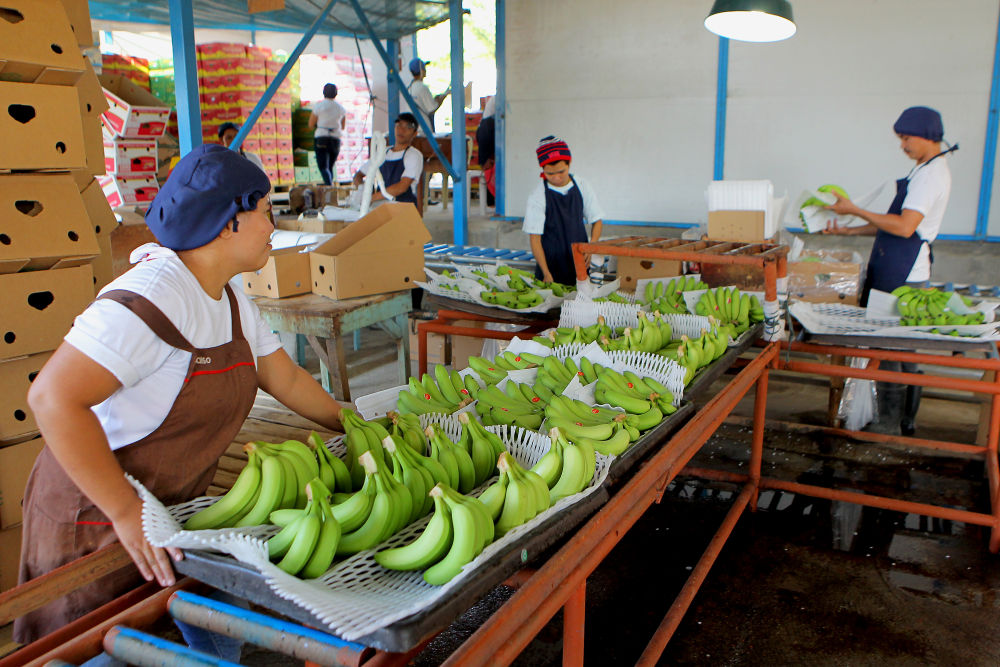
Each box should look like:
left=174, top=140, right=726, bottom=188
left=825, top=106, right=957, bottom=435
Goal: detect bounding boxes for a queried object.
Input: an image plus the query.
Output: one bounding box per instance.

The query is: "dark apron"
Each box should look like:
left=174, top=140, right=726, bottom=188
left=14, top=284, right=258, bottom=643
left=861, top=150, right=951, bottom=306
left=379, top=147, right=418, bottom=205
left=534, top=175, right=588, bottom=286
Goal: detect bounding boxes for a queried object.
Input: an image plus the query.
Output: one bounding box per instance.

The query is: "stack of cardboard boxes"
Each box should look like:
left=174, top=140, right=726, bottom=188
left=101, top=53, right=151, bottom=91
left=0, top=0, right=117, bottom=591
left=197, top=43, right=295, bottom=186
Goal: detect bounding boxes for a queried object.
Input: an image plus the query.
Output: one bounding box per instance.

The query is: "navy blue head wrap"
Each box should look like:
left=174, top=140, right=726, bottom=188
left=893, top=106, right=944, bottom=142
left=145, top=144, right=271, bottom=251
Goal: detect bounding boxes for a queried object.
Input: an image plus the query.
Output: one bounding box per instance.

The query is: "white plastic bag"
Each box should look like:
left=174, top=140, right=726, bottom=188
left=837, top=357, right=876, bottom=431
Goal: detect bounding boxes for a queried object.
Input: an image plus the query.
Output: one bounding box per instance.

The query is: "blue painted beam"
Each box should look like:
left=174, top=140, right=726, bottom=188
left=975, top=11, right=1000, bottom=239
left=387, top=39, right=400, bottom=145
left=346, top=0, right=458, bottom=180
left=230, top=0, right=341, bottom=152
left=450, top=0, right=468, bottom=244
left=495, top=0, right=506, bottom=216
left=168, top=0, right=200, bottom=156
left=713, top=36, right=729, bottom=181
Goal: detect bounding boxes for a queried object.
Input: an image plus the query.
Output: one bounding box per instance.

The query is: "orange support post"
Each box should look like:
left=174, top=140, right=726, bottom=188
left=562, top=581, right=586, bottom=667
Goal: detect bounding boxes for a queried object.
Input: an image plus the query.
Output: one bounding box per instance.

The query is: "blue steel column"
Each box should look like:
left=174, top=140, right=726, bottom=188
left=168, top=0, right=201, bottom=155
left=230, top=0, right=340, bottom=152
left=387, top=39, right=400, bottom=145
left=713, top=37, right=729, bottom=180
left=975, top=11, right=1000, bottom=239
left=495, top=0, right=505, bottom=216
left=450, top=0, right=467, bottom=243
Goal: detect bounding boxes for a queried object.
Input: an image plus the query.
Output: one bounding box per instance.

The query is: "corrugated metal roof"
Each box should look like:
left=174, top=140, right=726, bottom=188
left=89, top=0, right=450, bottom=39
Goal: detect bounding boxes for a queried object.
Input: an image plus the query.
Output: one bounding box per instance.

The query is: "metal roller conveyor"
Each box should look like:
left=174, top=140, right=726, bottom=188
left=423, top=243, right=537, bottom=272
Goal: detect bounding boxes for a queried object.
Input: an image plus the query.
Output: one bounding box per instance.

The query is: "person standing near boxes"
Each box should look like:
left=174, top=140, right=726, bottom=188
left=523, top=136, right=605, bottom=286
left=352, top=112, right=424, bottom=208
left=309, top=83, right=347, bottom=185
left=15, top=145, right=345, bottom=661
left=406, top=58, right=449, bottom=134
left=824, top=105, right=957, bottom=435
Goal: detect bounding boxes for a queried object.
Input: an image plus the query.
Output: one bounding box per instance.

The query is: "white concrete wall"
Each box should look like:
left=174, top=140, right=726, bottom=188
left=504, top=0, right=1000, bottom=237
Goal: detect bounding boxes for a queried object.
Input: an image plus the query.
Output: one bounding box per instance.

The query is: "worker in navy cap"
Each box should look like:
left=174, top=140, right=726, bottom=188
left=15, top=144, right=345, bottom=660
left=522, top=136, right=605, bottom=286
left=406, top=57, right=449, bottom=134
left=825, top=106, right=958, bottom=435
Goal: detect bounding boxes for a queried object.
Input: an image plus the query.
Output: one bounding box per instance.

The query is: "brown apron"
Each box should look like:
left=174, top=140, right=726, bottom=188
left=14, top=284, right=258, bottom=643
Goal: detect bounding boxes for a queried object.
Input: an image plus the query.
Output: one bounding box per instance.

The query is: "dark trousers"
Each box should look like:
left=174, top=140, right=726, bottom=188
left=315, top=136, right=341, bottom=186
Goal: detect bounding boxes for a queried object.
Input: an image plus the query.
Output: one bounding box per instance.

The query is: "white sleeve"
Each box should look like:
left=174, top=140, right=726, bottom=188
left=522, top=184, right=548, bottom=235
left=233, top=285, right=283, bottom=359
left=63, top=300, right=177, bottom=388
left=402, top=148, right=424, bottom=180
left=410, top=82, right=436, bottom=114
left=902, top=166, right=946, bottom=217
left=577, top=177, right=606, bottom=224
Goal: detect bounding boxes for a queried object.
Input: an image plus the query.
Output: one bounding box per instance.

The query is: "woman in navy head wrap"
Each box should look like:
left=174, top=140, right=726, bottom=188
left=824, top=106, right=957, bottom=436
left=15, top=145, right=345, bottom=659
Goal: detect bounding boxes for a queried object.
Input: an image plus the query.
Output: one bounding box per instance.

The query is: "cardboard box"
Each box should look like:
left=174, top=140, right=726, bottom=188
left=242, top=245, right=312, bottom=298
left=99, top=74, right=171, bottom=138
left=0, top=437, right=44, bottom=528
left=92, top=231, right=113, bottom=293
left=787, top=250, right=863, bottom=305
left=0, top=81, right=86, bottom=171
left=708, top=210, right=771, bottom=243
left=104, top=138, right=158, bottom=176
left=80, top=178, right=118, bottom=238
left=0, top=524, right=22, bottom=592
left=77, top=57, right=109, bottom=177
left=309, top=203, right=429, bottom=300
left=0, top=173, right=101, bottom=272
left=99, top=174, right=159, bottom=208
left=0, top=352, right=52, bottom=441
left=407, top=316, right=486, bottom=369
left=617, top=256, right=682, bottom=292
left=0, top=265, right=94, bottom=360
left=0, top=0, right=84, bottom=86
left=58, top=0, right=94, bottom=47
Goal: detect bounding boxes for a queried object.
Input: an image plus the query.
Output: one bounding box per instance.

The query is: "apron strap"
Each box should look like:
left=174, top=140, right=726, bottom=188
left=98, top=290, right=196, bottom=352
left=224, top=284, right=246, bottom=342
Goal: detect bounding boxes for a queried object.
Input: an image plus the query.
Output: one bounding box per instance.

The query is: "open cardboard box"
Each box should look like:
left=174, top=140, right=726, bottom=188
left=77, top=56, right=110, bottom=178
left=99, top=74, right=170, bottom=139
left=57, top=0, right=94, bottom=47
left=617, top=256, right=682, bottom=292
left=0, top=264, right=95, bottom=361
left=0, top=173, right=100, bottom=272
left=243, top=245, right=312, bottom=298
left=0, top=436, right=45, bottom=529
left=0, top=0, right=84, bottom=86
left=0, top=81, right=86, bottom=172
left=309, top=203, right=429, bottom=300
left=0, top=352, right=52, bottom=441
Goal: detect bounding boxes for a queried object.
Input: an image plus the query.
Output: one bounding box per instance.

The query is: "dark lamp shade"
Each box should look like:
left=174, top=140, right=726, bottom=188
left=704, top=0, right=796, bottom=42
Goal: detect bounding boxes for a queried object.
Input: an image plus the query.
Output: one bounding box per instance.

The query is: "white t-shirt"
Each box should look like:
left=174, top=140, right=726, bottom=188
left=64, top=248, right=283, bottom=450
left=902, top=156, right=951, bottom=282
left=522, top=175, right=605, bottom=235
left=359, top=146, right=424, bottom=197
left=313, top=99, right=346, bottom=138
left=407, top=80, right=436, bottom=133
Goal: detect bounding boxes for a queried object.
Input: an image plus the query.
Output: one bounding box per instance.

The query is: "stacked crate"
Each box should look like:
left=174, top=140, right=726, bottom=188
left=0, top=0, right=116, bottom=590
left=101, top=53, right=151, bottom=91
left=197, top=43, right=296, bottom=187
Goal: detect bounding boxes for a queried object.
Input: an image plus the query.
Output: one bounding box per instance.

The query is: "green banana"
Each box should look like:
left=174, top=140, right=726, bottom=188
left=375, top=488, right=453, bottom=571
left=183, top=450, right=262, bottom=530
left=276, top=500, right=321, bottom=576
left=299, top=482, right=342, bottom=579
left=423, top=485, right=485, bottom=585
left=234, top=449, right=286, bottom=527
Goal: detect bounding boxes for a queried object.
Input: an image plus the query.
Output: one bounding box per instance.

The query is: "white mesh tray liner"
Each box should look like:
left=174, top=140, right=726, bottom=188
left=790, top=301, right=1000, bottom=341
left=559, top=299, right=640, bottom=329
left=141, top=424, right=609, bottom=642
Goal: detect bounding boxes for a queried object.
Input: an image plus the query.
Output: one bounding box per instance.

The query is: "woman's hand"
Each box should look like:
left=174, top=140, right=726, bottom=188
left=826, top=193, right=857, bottom=216
left=111, top=496, right=182, bottom=587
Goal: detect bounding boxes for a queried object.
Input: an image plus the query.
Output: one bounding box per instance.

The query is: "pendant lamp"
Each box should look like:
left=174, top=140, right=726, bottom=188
left=704, top=0, right=796, bottom=43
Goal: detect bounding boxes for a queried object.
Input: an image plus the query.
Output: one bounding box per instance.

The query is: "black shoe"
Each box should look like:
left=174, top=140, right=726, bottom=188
left=427, top=199, right=440, bottom=206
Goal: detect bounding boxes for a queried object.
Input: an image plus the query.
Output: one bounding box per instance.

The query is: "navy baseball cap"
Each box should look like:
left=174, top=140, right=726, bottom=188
left=408, top=57, right=429, bottom=76
left=145, top=144, right=271, bottom=251
left=893, top=106, right=944, bottom=142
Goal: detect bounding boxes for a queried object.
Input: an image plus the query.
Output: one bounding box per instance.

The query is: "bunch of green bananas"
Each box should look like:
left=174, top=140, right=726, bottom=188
left=467, top=355, right=513, bottom=385
left=375, top=483, right=494, bottom=586
left=266, top=479, right=341, bottom=578
left=540, top=428, right=598, bottom=503
left=493, top=350, right=547, bottom=371
left=183, top=437, right=340, bottom=530
left=480, top=289, right=544, bottom=309
left=396, top=366, right=480, bottom=415
left=382, top=434, right=451, bottom=525
left=388, top=412, right=427, bottom=452
left=647, top=292, right=690, bottom=315
left=928, top=328, right=981, bottom=337
left=457, top=412, right=506, bottom=487
left=476, top=451, right=552, bottom=536
left=656, top=327, right=729, bottom=385
left=893, top=286, right=986, bottom=325
left=592, top=292, right=628, bottom=303
left=593, top=367, right=677, bottom=428
left=497, top=264, right=575, bottom=297
left=341, top=408, right=391, bottom=490
left=597, top=312, right=672, bottom=354
left=475, top=383, right=546, bottom=429
left=544, top=396, right=634, bottom=456
left=425, top=424, right=479, bottom=493
left=694, top=287, right=764, bottom=332
left=642, top=275, right=709, bottom=305
left=535, top=355, right=589, bottom=395
left=548, top=318, right=615, bottom=347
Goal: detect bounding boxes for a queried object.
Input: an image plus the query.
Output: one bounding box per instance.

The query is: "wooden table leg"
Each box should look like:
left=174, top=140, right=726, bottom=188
left=396, top=313, right=411, bottom=385
left=327, top=335, right=351, bottom=401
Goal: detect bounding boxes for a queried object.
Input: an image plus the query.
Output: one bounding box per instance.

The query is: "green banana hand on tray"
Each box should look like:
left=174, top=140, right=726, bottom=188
left=892, top=285, right=987, bottom=326
left=642, top=275, right=709, bottom=314
left=694, top=287, right=765, bottom=334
